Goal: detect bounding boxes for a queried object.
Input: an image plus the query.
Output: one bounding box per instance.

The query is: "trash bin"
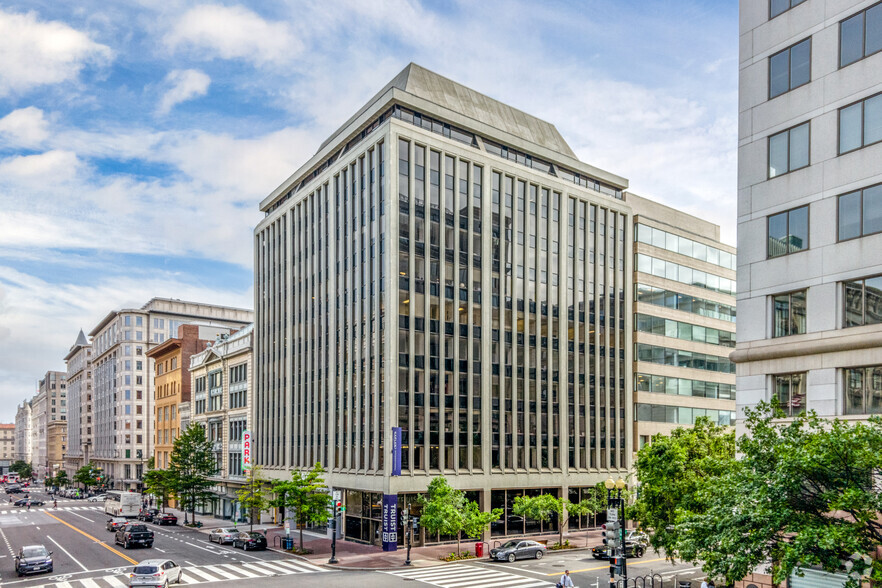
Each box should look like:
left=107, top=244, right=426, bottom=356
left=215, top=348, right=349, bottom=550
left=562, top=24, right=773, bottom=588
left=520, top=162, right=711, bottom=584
left=281, top=537, right=293, bottom=550
left=475, top=542, right=484, bottom=558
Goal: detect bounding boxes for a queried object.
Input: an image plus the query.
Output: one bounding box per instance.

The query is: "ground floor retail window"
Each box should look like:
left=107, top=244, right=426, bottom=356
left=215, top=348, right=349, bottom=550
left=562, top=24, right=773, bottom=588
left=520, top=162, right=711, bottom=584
left=568, top=486, right=603, bottom=530
left=490, top=488, right=559, bottom=537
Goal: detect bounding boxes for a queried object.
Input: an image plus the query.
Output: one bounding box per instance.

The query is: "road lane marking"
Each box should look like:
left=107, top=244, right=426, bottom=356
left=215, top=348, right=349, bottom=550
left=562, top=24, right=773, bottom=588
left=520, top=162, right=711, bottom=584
left=48, top=534, right=89, bottom=571
left=102, top=575, right=128, bottom=587
left=79, top=579, right=102, bottom=588
left=43, top=511, right=138, bottom=565
left=183, top=567, right=222, bottom=582
left=542, top=556, right=668, bottom=575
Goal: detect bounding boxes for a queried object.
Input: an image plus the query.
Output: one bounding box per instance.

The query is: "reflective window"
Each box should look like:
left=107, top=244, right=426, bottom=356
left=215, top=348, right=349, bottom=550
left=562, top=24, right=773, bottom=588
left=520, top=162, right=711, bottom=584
left=845, top=365, right=882, bottom=415
left=636, top=314, right=735, bottom=347
left=838, top=184, right=882, bottom=241
left=770, top=0, right=806, bottom=19
left=635, top=403, right=736, bottom=426
left=635, top=283, right=736, bottom=322
left=840, top=3, right=882, bottom=68
left=767, top=205, right=809, bottom=257
left=635, top=254, right=736, bottom=295
left=635, top=224, right=735, bottom=269
left=773, top=290, right=807, bottom=337
left=844, top=275, right=882, bottom=327
left=774, top=373, right=806, bottom=417
left=635, top=343, right=736, bottom=374
left=769, top=38, right=811, bottom=98
left=769, top=122, right=809, bottom=177
left=839, top=93, right=882, bottom=154
left=635, top=373, right=736, bottom=400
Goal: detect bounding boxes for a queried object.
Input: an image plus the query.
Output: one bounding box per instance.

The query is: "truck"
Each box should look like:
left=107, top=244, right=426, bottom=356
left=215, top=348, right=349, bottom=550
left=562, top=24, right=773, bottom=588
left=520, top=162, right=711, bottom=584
left=115, top=523, right=154, bottom=549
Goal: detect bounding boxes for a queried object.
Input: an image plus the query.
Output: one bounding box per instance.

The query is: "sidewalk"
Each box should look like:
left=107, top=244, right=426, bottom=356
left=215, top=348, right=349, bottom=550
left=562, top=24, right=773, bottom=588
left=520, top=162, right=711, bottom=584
left=153, top=503, right=606, bottom=570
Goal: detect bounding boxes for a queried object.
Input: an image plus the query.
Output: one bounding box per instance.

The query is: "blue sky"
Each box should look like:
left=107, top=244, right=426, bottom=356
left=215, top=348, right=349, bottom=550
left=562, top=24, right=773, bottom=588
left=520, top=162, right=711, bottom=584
left=0, top=0, right=738, bottom=422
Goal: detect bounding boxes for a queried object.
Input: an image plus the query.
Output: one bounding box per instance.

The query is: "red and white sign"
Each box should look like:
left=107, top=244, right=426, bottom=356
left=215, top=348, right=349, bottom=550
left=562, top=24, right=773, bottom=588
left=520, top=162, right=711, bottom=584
left=242, top=430, right=252, bottom=471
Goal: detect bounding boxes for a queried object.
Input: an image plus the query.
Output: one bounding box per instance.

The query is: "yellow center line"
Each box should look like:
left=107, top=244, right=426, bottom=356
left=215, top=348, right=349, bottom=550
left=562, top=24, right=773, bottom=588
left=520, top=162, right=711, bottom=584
left=544, top=557, right=668, bottom=575
left=43, top=511, right=138, bottom=565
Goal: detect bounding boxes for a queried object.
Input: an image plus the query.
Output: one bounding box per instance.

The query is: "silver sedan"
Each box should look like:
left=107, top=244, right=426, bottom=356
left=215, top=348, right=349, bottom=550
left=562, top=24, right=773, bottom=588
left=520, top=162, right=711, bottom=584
left=208, top=527, right=239, bottom=544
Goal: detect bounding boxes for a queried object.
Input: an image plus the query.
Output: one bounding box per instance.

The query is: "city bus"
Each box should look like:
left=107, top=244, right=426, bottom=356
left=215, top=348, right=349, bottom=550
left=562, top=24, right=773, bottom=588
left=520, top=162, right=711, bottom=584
left=104, top=490, right=141, bottom=517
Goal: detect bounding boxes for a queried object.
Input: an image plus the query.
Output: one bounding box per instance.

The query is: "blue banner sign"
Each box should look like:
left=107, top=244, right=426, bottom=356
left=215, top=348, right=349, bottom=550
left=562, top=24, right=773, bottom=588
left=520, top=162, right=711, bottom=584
left=382, top=494, right=398, bottom=551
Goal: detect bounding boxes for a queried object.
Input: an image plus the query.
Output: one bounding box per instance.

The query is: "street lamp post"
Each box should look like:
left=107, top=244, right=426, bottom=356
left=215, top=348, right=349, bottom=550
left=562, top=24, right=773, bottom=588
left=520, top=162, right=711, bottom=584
left=604, top=477, right=627, bottom=586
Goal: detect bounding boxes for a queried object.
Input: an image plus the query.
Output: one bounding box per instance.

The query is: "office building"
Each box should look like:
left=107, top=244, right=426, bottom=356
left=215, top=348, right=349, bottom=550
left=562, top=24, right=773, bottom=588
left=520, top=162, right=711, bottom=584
left=88, top=298, right=252, bottom=490
left=64, top=329, right=92, bottom=477
left=14, top=400, right=31, bottom=464
left=255, top=63, right=635, bottom=546
left=32, top=371, right=66, bottom=479
left=628, top=193, right=737, bottom=449
left=735, top=2, right=881, bottom=584
left=736, top=0, right=882, bottom=428
left=189, top=324, right=254, bottom=521
left=0, top=424, right=15, bottom=464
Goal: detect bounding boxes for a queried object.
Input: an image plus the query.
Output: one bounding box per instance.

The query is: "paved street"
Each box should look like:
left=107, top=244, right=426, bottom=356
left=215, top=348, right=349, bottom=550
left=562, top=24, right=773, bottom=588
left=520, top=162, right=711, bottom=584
left=0, top=488, right=706, bottom=588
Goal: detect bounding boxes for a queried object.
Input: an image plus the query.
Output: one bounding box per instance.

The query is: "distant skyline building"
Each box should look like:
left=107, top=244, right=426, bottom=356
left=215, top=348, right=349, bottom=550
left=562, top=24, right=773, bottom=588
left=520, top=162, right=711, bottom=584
left=87, top=298, right=252, bottom=491
left=14, top=400, right=31, bottom=464
left=735, top=0, right=882, bottom=441
left=33, top=371, right=66, bottom=480
left=0, top=424, right=15, bottom=466
left=64, top=329, right=92, bottom=477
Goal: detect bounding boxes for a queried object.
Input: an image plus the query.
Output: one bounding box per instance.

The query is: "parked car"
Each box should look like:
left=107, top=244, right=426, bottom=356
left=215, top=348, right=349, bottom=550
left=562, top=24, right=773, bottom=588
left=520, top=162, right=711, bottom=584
left=138, top=508, right=160, bottom=523
left=116, top=524, right=155, bottom=549
left=208, top=528, right=239, bottom=544
left=14, top=545, right=53, bottom=577
left=13, top=498, right=44, bottom=507
left=490, top=539, right=547, bottom=562
left=232, top=532, right=267, bottom=551
left=155, top=513, right=177, bottom=526
left=626, top=530, right=650, bottom=548
left=6, top=485, right=23, bottom=494
left=87, top=494, right=107, bottom=502
left=592, top=542, right=645, bottom=560
left=129, top=558, right=183, bottom=587
left=107, top=517, right=129, bottom=532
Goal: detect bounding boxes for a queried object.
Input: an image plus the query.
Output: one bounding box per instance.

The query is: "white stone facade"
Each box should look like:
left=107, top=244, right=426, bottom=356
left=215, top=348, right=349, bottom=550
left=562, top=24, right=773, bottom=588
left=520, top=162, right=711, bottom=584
left=736, top=0, right=882, bottom=430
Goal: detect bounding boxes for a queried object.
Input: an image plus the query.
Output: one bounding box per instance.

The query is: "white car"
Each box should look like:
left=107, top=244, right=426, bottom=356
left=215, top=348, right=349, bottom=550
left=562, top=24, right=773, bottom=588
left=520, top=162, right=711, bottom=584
left=87, top=494, right=107, bottom=502
left=129, top=559, right=183, bottom=587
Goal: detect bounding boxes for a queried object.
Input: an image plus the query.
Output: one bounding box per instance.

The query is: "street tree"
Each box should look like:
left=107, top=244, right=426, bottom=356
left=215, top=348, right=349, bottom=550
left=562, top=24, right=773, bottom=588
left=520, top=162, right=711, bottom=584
left=54, top=470, right=69, bottom=490
left=10, top=460, right=33, bottom=479
left=143, top=468, right=176, bottom=512
left=271, top=462, right=331, bottom=552
left=74, top=462, right=101, bottom=493
left=169, top=424, right=216, bottom=524
left=512, top=493, right=596, bottom=547
left=419, top=476, right=503, bottom=556
left=676, top=403, right=882, bottom=587
left=236, top=465, right=272, bottom=532
left=633, top=416, right=735, bottom=558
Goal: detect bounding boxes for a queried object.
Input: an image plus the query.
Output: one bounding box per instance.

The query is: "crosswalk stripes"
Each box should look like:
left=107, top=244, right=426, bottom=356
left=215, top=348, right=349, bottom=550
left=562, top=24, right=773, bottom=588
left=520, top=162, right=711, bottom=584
left=30, top=558, right=331, bottom=588
left=0, top=505, right=104, bottom=514
left=384, top=563, right=555, bottom=588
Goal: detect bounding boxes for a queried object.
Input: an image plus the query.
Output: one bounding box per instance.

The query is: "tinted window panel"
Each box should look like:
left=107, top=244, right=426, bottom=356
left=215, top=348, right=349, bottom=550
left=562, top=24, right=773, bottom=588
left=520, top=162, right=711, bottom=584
left=769, top=50, right=790, bottom=98
left=863, top=184, right=882, bottom=235
left=789, top=123, right=809, bottom=170
left=790, top=39, right=811, bottom=88
left=863, top=94, right=882, bottom=146
left=768, top=211, right=787, bottom=257
left=769, top=131, right=789, bottom=177
left=840, top=103, right=863, bottom=153
left=867, top=4, right=882, bottom=56
left=866, top=276, right=882, bottom=325
left=771, top=0, right=789, bottom=18
left=841, top=12, right=865, bottom=67
left=839, top=191, right=862, bottom=240
left=789, top=205, right=809, bottom=252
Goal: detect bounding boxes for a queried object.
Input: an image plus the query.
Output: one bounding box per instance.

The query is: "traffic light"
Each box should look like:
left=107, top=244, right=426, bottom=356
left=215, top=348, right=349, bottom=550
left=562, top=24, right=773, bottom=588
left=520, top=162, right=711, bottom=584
left=602, top=521, right=620, bottom=550
left=335, top=500, right=344, bottom=513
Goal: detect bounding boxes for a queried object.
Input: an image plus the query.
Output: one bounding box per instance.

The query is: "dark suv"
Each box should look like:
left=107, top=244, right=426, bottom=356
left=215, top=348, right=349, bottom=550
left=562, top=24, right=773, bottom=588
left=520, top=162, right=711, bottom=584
left=115, top=524, right=154, bottom=549
left=137, top=508, right=160, bottom=522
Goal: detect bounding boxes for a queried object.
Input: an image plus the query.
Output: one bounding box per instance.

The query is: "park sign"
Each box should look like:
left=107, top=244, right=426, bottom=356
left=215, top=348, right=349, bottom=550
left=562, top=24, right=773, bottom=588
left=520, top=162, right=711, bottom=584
left=242, top=430, right=252, bottom=471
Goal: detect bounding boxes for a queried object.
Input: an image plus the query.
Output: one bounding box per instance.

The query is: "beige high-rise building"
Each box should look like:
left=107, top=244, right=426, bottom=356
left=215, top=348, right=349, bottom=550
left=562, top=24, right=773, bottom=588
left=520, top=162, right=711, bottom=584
left=88, top=298, right=252, bottom=490
left=628, top=194, right=737, bottom=450
left=189, top=324, right=254, bottom=521
left=32, top=371, right=66, bottom=479
left=64, top=329, right=92, bottom=477
left=14, top=401, right=32, bottom=464
left=0, top=424, right=15, bottom=465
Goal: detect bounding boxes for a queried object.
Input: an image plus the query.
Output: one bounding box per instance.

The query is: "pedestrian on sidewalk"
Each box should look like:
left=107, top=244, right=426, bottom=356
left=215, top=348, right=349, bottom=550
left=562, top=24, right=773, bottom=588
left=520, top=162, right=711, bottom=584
left=557, top=570, right=575, bottom=587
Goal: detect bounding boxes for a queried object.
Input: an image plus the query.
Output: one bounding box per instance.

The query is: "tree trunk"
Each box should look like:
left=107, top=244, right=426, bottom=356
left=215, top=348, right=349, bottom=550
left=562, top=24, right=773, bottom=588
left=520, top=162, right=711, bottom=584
left=457, top=532, right=461, bottom=557
left=299, top=516, right=304, bottom=552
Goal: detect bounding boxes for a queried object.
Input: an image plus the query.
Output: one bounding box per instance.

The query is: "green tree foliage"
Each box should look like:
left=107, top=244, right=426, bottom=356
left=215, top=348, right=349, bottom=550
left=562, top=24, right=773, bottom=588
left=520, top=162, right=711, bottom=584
left=10, top=460, right=33, bottom=479
left=169, top=424, right=216, bottom=524
left=676, top=403, right=882, bottom=587
left=54, top=470, right=69, bottom=489
left=236, top=466, right=272, bottom=532
left=271, top=463, right=331, bottom=552
left=74, top=462, right=101, bottom=493
left=419, top=476, right=503, bottom=556
left=143, top=468, right=176, bottom=512
left=512, top=493, right=599, bottom=546
left=633, top=416, right=735, bottom=558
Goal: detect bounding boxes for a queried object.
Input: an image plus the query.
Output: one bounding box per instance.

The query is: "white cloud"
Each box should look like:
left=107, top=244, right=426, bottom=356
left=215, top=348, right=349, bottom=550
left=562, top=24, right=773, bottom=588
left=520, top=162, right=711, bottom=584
left=0, top=107, right=51, bottom=148
left=157, top=69, right=211, bottom=115
left=0, top=9, right=112, bottom=96
left=0, top=150, right=83, bottom=182
left=164, top=4, right=300, bottom=65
